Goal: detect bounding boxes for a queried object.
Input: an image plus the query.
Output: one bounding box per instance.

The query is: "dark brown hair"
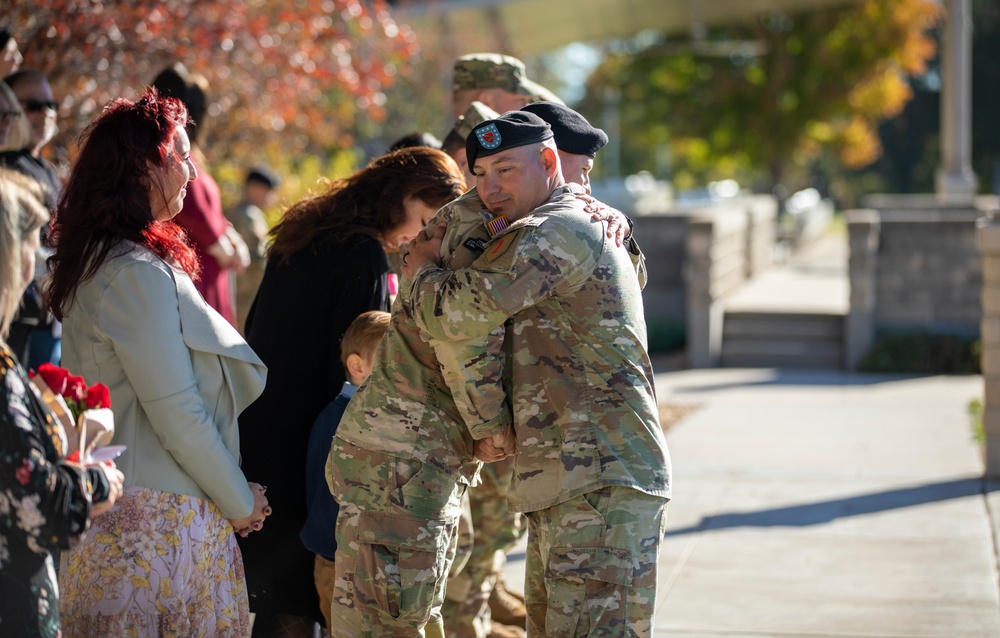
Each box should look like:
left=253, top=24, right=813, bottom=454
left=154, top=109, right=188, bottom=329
left=268, top=146, right=466, bottom=263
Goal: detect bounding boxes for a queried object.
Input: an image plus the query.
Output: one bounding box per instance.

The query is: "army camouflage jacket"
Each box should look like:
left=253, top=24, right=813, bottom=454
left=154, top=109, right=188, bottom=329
left=406, top=183, right=672, bottom=512
left=334, top=189, right=511, bottom=485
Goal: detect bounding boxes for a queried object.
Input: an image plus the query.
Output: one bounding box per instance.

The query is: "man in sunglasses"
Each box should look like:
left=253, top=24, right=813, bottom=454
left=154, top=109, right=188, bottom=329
left=0, top=69, right=62, bottom=370
left=0, top=70, right=60, bottom=210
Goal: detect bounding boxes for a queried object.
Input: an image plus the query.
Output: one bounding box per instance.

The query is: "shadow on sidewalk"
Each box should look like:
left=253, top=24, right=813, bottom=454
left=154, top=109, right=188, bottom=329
left=664, top=476, right=995, bottom=537
left=661, top=369, right=954, bottom=395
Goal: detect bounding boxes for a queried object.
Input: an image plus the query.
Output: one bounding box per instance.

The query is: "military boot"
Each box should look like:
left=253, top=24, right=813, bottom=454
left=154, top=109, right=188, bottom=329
left=486, top=622, right=525, bottom=638
left=488, top=578, right=526, bottom=627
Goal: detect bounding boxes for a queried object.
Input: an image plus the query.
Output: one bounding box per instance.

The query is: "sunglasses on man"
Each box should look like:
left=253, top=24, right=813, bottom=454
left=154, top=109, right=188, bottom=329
left=22, top=99, right=58, bottom=113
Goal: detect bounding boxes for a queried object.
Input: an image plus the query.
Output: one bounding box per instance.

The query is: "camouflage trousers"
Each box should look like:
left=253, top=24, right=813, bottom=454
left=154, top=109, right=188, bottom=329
left=448, top=491, right=474, bottom=583
left=523, top=486, right=669, bottom=638
left=443, top=458, right=526, bottom=638
left=327, top=438, right=467, bottom=637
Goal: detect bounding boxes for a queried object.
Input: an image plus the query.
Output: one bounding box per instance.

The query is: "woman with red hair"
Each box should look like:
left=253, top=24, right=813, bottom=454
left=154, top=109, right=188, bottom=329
left=48, top=88, right=270, bottom=637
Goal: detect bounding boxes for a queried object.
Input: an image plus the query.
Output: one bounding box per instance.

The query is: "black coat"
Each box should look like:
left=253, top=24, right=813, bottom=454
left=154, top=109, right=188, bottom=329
left=237, top=234, right=389, bottom=622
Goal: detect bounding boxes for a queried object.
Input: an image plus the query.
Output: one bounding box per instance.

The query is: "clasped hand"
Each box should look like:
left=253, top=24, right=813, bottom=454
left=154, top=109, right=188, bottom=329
left=229, top=482, right=272, bottom=538
left=474, top=426, right=516, bottom=463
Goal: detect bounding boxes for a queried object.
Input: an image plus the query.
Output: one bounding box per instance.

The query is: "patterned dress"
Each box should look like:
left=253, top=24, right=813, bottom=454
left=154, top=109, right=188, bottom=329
left=0, top=344, right=106, bottom=638
left=58, top=486, right=251, bottom=637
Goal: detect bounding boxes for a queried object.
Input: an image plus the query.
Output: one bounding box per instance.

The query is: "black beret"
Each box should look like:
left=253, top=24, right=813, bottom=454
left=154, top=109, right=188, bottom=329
left=466, top=111, right=554, bottom=169
left=521, top=102, right=608, bottom=158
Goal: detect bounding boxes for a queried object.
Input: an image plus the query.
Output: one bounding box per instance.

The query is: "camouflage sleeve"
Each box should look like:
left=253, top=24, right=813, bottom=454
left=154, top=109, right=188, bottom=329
left=428, top=328, right=511, bottom=440
left=408, top=217, right=598, bottom=343
left=400, top=193, right=512, bottom=441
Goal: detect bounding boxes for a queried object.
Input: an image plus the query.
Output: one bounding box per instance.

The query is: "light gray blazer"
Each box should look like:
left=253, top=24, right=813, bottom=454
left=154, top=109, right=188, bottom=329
left=61, top=242, right=266, bottom=518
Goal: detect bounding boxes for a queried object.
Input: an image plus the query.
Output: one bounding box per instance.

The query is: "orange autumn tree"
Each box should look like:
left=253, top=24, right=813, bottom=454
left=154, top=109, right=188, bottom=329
left=584, top=0, right=942, bottom=190
left=6, top=0, right=416, bottom=166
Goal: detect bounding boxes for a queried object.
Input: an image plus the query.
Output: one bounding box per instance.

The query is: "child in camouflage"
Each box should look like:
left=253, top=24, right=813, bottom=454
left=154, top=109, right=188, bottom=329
left=300, top=310, right=391, bottom=633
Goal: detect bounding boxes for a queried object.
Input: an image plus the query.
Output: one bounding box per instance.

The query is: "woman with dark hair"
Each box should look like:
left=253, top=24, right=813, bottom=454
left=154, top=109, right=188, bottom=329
left=0, top=168, right=124, bottom=638
left=238, top=146, right=467, bottom=636
left=48, top=88, right=270, bottom=636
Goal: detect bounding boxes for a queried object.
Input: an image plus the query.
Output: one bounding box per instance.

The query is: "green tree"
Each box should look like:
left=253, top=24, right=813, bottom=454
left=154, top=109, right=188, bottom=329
left=583, top=0, right=942, bottom=191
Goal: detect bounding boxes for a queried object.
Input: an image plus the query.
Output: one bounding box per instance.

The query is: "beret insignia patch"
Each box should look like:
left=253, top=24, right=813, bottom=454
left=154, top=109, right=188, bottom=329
left=476, top=123, right=502, bottom=150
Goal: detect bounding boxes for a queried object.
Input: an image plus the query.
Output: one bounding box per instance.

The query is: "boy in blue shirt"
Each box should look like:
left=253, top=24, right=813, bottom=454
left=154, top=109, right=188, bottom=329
left=300, top=310, right=391, bottom=632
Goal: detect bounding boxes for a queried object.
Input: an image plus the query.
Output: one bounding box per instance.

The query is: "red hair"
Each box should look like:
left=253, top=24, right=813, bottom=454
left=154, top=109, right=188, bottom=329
left=46, top=88, right=199, bottom=320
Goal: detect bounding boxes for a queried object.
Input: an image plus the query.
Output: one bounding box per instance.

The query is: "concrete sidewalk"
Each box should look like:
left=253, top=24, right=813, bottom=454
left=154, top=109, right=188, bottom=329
left=725, top=226, right=849, bottom=315
left=502, top=369, right=1000, bottom=637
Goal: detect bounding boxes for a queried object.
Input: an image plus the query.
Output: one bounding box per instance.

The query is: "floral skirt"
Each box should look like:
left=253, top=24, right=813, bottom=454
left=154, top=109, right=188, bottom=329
left=58, top=486, right=251, bottom=637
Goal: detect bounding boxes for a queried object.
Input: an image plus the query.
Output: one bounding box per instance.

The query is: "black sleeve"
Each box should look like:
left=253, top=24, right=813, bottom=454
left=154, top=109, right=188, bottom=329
left=324, top=240, right=390, bottom=397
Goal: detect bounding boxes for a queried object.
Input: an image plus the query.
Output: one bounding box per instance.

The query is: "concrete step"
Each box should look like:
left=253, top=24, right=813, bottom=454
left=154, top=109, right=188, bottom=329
left=720, top=351, right=844, bottom=369
left=720, top=311, right=845, bottom=369
left=723, top=312, right=844, bottom=340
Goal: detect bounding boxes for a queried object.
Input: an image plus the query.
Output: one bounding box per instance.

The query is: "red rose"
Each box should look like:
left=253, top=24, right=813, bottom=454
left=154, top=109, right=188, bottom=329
left=15, top=460, right=31, bottom=485
left=85, top=383, right=111, bottom=409
left=36, top=363, right=69, bottom=395
left=66, top=375, right=87, bottom=402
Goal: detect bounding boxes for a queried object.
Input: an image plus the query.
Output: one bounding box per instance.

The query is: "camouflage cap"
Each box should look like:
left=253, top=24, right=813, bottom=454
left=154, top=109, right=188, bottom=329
left=452, top=53, right=561, bottom=103
left=454, top=101, right=501, bottom=140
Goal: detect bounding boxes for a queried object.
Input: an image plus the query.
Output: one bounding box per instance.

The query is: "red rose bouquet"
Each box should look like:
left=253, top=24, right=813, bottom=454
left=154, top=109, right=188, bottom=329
left=29, top=363, right=115, bottom=462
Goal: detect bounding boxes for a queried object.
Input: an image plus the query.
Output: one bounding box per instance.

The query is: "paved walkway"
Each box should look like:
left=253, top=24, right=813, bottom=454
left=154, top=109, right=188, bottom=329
left=725, top=228, right=849, bottom=314
left=500, top=230, right=999, bottom=635
left=502, top=368, right=1000, bottom=637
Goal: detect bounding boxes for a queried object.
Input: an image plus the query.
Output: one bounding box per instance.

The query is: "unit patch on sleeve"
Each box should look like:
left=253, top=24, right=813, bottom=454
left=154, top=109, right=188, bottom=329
left=482, top=227, right=527, bottom=266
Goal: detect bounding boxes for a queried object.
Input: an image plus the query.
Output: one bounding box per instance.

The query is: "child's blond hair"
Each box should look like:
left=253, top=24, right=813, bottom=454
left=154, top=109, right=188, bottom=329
left=340, top=310, right=391, bottom=368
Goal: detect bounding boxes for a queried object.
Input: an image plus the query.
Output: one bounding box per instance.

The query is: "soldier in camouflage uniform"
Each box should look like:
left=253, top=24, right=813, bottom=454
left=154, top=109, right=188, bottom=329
left=328, top=107, right=632, bottom=637
left=438, top=100, right=528, bottom=638
left=438, top=101, right=637, bottom=638
left=324, top=178, right=509, bottom=636
left=452, top=53, right=562, bottom=120
left=445, top=57, right=567, bottom=638
left=403, top=111, right=672, bottom=637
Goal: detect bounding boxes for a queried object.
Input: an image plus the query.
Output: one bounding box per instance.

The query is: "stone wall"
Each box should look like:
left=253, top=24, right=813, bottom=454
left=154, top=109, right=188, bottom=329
left=845, top=195, right=997, bottom=369
left=633, top=213, right=689, bottom=347
left=681, top=196, right=778, bottom=367
left=628, top=196, right=779, bottom=362
left=977, top=214, right=1000, bottom=476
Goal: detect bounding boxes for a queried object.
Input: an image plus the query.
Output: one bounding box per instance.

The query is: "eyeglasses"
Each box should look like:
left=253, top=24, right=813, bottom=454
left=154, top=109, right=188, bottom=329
left=22, top=100, right=58, bottom=113
left=0, top=111, right=20, bottom=121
